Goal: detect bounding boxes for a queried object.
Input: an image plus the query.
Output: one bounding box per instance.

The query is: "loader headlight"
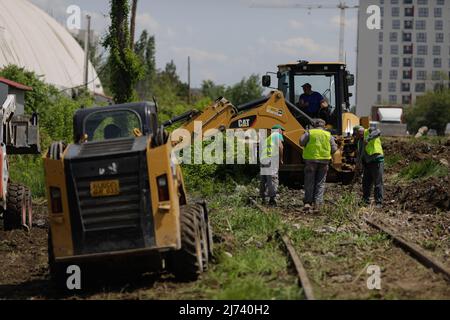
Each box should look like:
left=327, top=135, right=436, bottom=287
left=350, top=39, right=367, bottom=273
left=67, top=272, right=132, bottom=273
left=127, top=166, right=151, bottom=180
left=157, top=175, right=170, bottom=202
left=50, top=187, right=63, bottom=214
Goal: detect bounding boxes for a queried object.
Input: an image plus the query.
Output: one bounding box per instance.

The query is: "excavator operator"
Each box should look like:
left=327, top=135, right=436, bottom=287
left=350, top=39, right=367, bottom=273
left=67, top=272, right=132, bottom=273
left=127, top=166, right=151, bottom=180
left=298, top=83, right=330, bottom=120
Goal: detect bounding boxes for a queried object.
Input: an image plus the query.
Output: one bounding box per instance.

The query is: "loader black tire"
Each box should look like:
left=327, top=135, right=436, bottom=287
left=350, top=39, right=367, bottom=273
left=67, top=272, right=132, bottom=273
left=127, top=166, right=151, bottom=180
left=3, top=183, right=28, bottom=231
left=167, top=204, right=206, bottom=281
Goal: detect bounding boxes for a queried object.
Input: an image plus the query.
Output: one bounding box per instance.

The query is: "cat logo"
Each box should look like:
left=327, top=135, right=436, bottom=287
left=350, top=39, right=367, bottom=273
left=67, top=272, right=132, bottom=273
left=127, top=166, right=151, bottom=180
left=229, top=115, right=257, bottom=129
left=238, top=119, right=251, bottom=128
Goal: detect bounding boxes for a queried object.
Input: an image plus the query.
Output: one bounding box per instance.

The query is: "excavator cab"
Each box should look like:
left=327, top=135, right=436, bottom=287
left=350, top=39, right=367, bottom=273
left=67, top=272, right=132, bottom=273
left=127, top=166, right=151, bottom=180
left=263, top=60, right=357, bottom=135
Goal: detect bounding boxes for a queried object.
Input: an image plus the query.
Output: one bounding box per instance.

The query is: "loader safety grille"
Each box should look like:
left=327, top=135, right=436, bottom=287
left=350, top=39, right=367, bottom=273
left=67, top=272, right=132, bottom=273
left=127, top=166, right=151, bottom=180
left=65, top=152, right=155, bottom=255
left=80, top=138, right=135, bottom=157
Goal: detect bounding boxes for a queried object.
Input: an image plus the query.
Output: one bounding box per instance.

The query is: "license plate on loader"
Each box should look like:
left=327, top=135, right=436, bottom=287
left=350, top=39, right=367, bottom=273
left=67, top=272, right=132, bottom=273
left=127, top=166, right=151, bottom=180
left=90, top=180, right=120, bottom=197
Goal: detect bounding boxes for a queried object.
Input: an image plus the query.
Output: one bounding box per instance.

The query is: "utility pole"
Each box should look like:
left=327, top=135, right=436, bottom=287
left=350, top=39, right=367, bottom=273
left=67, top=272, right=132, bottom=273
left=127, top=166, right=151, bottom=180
left=188, top=56, right=191, bottom=105
left=83, top=14, right=91, bottom=91
left=338, top=3, right=346, bottom=62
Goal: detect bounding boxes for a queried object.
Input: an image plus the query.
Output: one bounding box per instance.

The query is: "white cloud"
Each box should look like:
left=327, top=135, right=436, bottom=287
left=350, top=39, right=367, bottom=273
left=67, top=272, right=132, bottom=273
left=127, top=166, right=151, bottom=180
left=171, top=47, right=228, bottom=63
left=136, top=13, right=160, bottom=32
left=288, top=19, right=304, bottom=29
left=331, top=15, right=357, bottom=30
left=267, top=36, right=339, bottom=60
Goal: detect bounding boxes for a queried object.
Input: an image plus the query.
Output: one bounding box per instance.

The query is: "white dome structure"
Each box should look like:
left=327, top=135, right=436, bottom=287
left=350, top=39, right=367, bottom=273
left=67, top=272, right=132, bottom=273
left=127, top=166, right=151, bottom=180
left=0, top=0, right=103, bottom=94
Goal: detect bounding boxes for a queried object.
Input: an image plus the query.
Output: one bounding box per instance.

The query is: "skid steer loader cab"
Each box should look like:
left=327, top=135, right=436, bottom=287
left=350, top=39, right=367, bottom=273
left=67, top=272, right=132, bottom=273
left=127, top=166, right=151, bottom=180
left=44, top=102, right=212, bottom=286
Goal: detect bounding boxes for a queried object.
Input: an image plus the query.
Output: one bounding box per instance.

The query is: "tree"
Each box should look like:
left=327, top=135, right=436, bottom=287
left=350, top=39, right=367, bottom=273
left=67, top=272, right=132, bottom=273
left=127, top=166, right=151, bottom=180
left=225, top=74, right=263, bottom=106
left=405, top=89, right=450, bottom=136
left=103, top=0, right=143, bottom=103
left=201, top=80, right=226, bottom=100
left=135, top=30, right=156, bottom=99
left=130, top=0, right=138, bottom=49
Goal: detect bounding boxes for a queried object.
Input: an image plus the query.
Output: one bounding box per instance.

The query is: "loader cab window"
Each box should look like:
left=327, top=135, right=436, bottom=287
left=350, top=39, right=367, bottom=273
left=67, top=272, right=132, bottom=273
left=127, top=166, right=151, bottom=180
left=292, top=73, right=338, bottom=129
left=84, top=110, right=143, bottom=142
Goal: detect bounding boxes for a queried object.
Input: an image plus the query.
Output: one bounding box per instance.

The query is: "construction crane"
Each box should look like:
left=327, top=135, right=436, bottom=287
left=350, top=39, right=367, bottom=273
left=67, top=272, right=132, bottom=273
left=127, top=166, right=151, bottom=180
left=250, top=1, right=359, bottom=62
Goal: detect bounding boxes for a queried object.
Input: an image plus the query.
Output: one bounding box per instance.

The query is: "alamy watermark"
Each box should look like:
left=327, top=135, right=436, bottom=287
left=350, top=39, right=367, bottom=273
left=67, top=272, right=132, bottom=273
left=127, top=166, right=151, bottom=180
left=171, top=123, right=281, bottom=176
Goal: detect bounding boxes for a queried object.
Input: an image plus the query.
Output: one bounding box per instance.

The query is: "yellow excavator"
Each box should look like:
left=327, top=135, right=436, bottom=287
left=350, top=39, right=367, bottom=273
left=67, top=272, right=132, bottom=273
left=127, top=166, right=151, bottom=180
left=165, top=60, right=365, bottom=186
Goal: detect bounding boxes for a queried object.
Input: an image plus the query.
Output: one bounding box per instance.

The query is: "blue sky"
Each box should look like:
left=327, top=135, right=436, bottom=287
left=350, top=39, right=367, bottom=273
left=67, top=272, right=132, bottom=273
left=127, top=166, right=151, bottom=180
left=30, top=0, right=359, bottom=89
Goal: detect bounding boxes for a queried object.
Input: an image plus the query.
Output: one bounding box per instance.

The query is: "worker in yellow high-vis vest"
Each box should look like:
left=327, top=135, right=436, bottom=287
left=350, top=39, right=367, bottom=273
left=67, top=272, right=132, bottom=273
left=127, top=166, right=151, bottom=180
left=354, top=125, right=384, bottom=208
left=300, top=119, right=337, bottom=209
left=260, top=124, right=285, bottom=206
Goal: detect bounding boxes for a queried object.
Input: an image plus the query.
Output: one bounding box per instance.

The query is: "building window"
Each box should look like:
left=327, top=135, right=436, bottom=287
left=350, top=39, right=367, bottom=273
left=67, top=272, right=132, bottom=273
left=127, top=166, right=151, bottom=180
left=432, top=71, right=443, bottom=80
left=404, top=0, right=412, bottom=4
left=392, top=7, right=400, bottom=17
left=418, top=0, right=428, bottom=4
left=379, top=32, right=383, bottom=42
left=405, top=7, right=414, bottom=17
left=379, top=44, right=383, bottom=54
left=391, top=0, right=399, bottom=4
left=392, top=20, right=400, bottom=29
left=378, top=57, right=383, bottom=67
left=434, top=58, right=442, bottom=68
left=388, top=82, right=396, bottom=92
left=403, top=58, right=412, bottom=67
left=390, top=45, right=398, bottom=55
left=416, top=71, right=427, bottom=80
left=390, top=32, right=398, bottom=42
left=417, top=45, right=428, bottom=55
left=392, top=57, right=399, bottom=67
left=415, top=83, right=426, bottom=93
left=416, top=33, right=427, bottom=43
left=404, top=20, right=413, bottom=29
left=435, top=20, right=443, bottom=30
left=389, top=95, right=398, bottom=104
left=418, top=8, right=428, bottom=17
left=434, top=8, right=442, bottom=18
left=378, top=70, right=383, bottom=80
left=402, top=32, right=412, bottom=42
left=403, top=70, right=412, bottom=80
left=402, top=95, right=411, bottom=104
left=433, top=46, right=441, bottom=55
left=437, top=0, right=444, bottom=5
left=415, top=58, right=425, bottom=68
left=436, top=33, right=444, bottom=43
left=378, top=83, right=382, bottom=92
left=403, top=44, right=413, bottom=54
left=390, top=70, right=398, bottom=80
left=416, top=20, right=426, bottom=30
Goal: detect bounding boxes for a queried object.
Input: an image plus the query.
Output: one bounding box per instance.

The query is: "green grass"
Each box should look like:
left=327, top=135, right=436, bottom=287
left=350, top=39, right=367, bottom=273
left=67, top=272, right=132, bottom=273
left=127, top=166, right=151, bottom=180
left=9, top=155, right=46, bottom=198
left=399, top=159, right=449, bottom=180
left=385, top=154, right=403, bottom=168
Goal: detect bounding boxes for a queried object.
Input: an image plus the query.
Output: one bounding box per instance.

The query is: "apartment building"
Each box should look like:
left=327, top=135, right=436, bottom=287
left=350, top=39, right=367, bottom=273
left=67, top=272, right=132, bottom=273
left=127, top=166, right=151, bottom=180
left=356, top=0, right=450, bottom=116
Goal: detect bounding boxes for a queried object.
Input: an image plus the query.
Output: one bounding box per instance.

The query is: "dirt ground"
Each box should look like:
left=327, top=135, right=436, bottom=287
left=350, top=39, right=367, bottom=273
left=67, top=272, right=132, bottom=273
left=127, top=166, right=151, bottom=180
left=0, top=137, right=449, bottom=300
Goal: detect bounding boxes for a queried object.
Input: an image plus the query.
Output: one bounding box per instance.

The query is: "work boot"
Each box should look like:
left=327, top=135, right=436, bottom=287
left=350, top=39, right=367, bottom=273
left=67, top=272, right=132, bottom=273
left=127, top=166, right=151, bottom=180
left=304, top=203, right=312, bottom=211
left=269, top=197, right=277, bottom=206
left=375, top=203, right=383, bottom=209
left=313, top=203, right=323, bottom=213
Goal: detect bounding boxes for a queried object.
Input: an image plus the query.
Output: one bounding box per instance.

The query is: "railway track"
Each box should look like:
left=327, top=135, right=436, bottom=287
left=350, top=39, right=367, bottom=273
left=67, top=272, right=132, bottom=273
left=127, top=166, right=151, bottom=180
left=364, top=216, right=450, bottom=282
left=250, top=195, right=450, bottom=299
left=249, top=197, right=316, bottom=300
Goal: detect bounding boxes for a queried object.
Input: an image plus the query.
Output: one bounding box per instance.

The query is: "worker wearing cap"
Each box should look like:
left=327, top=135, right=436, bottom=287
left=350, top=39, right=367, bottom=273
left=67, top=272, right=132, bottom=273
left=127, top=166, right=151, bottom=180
left=354, top=125, right=384, bottom=208
left=300, top=119, right=337, bottom=209
left=298, top=83, right=329, bottom=118
left=260, top=124, right=285, bottom=206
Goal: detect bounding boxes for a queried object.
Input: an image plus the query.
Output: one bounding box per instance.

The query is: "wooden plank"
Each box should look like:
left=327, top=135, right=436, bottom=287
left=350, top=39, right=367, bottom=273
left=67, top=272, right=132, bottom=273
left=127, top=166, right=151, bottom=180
left=364, top=217, right=450, bottom=282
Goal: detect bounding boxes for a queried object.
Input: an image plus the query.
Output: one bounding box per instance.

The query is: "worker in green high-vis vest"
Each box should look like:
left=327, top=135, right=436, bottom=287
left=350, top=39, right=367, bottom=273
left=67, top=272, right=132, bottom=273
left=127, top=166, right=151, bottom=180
left=354, top=125, right=384, bottom=208
left=300, top=119, right=338, bottom=210
left=260, top=124, right=285, bottom=206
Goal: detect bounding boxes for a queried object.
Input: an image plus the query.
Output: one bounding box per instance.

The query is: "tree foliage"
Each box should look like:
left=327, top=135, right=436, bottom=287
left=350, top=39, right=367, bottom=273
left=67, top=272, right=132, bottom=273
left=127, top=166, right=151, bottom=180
left=134, top=30, right=157, bottom=100
left=103, top=0, right=143, bottom=104
left=405, top=88, right=450, bottom=135
left=201, top=75, right=263, bottom=106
